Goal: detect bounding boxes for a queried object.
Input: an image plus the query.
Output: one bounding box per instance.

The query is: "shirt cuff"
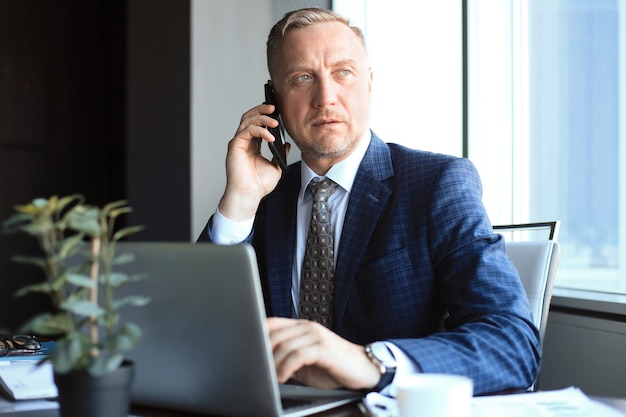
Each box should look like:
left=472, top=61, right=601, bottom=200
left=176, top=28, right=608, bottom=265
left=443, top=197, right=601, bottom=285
left=382, top=342, right=421, bottom=398
left=208, top=208, right=254, bottom=245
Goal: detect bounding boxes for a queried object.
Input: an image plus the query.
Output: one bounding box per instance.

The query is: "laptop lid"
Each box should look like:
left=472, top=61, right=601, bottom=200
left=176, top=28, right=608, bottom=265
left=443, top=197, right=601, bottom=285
left=115, top=242, right=360, bottom=417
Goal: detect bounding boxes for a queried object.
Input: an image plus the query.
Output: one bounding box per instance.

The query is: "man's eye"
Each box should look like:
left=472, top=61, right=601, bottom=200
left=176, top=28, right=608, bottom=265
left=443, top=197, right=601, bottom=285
left=338, top=69, right=353, bottom=76
left=295, top=74, right=312, bottom=82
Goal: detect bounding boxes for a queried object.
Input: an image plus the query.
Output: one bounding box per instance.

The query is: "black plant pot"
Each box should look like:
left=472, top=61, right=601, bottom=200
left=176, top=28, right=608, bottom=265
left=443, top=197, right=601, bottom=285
left=54, top=360, right=134, bottom=417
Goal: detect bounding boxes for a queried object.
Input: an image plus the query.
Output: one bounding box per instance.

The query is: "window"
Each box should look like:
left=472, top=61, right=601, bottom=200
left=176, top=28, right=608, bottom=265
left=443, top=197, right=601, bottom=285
left=469, top=0, right=625, bottom=295
left=334, top=1, right=463, bottom=157
left=337, top=0, right=626, bottom=296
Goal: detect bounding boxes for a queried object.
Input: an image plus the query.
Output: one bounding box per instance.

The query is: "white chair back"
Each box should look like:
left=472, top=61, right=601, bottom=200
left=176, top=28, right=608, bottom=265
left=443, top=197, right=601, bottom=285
left=495, top=221, right=561, bottom=391
left=504, top=240, right=560, bottom=342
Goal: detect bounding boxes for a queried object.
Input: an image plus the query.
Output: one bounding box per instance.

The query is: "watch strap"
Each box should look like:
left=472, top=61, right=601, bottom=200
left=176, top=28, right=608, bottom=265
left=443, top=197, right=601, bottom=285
left=371, top=367, right=395, bottom=392
left=365, top=342, right=397, bottom=392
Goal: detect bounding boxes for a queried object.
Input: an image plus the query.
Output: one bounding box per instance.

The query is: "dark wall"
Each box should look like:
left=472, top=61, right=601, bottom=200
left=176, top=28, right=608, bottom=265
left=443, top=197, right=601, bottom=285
left=0, top=0, right=127, bottom=331
left=0, top=0, right=204, bottom=331
left=126, top=0, right=190, bottom=241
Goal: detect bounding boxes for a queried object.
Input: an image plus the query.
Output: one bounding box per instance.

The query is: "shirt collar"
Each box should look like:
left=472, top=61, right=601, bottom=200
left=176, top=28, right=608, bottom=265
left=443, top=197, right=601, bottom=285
left=299, top=130, right=372, bottom=200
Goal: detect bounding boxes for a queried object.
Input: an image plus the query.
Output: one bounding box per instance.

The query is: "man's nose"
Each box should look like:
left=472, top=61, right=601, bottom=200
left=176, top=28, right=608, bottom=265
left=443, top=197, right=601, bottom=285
left=312, top=75, right=338, bottom=108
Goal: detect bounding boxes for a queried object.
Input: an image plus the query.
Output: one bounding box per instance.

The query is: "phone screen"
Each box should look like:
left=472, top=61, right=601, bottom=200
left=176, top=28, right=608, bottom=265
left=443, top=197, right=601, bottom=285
left=263, top=83, right=287, bottom=170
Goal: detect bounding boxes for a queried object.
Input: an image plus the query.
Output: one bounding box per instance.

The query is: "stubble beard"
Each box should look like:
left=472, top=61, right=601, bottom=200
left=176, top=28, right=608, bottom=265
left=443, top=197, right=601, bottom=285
left=295, top=133, right=361, bottom=161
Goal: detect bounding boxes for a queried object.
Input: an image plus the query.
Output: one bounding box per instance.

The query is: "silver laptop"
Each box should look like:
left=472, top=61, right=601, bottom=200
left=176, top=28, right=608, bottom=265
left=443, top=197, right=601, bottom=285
left=115, top=242, right=361, bottom=417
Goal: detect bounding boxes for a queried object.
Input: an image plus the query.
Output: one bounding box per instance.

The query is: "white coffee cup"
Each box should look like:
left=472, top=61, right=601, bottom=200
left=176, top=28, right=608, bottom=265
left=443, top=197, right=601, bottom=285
left=396, top=373, right=473, bottom=417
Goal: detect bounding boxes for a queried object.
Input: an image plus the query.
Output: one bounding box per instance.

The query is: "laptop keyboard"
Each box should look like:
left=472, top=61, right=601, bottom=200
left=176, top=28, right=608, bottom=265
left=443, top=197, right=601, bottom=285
left=281, top=397, right=315, bottom=411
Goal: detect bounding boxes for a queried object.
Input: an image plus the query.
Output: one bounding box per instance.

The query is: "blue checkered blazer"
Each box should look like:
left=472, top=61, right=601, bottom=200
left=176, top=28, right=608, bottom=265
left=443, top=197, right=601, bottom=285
left=202, top=132, right=540, bottom=395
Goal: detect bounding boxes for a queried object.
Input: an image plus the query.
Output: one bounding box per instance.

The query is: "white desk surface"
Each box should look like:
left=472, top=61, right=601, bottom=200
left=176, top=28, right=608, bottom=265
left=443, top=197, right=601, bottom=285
left=1, top=389, right=626, bottom=417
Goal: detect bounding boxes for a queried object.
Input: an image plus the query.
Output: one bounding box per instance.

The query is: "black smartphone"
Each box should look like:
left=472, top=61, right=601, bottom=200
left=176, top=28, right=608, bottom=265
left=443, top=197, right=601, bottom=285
left=263, top=83, right=288, bottom=170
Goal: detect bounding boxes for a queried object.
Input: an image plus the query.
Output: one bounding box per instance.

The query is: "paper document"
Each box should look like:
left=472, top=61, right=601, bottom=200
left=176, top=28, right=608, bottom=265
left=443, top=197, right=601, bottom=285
left=362, top=387, right=626, bottom=417
left=0, top=362, right=57, bottom=400
left=0, top=396, right=58, bottom=413
left=471, top=386, right=625, bottom=417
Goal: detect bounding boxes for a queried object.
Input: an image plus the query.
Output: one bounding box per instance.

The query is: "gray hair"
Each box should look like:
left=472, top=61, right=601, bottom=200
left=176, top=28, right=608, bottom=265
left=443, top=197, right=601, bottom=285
left=266, top=7, right=366, bottom=79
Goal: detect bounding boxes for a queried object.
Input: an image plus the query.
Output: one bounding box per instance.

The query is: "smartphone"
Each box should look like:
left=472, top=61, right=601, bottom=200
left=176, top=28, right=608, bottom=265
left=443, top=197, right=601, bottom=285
left=263, top=83, right=288, bottom=170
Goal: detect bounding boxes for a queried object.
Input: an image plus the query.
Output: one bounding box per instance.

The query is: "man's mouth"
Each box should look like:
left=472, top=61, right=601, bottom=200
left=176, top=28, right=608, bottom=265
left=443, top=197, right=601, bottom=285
left=312, top=118, right=341, bottom=127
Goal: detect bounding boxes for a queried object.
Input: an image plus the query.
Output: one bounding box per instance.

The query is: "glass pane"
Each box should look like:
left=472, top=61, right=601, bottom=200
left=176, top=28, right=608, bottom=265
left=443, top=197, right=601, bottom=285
left=469, top=0, right=625, bottom=295
left=334, top=0, right=463, bottom=157
left=527, top=0, right=624, bottom=293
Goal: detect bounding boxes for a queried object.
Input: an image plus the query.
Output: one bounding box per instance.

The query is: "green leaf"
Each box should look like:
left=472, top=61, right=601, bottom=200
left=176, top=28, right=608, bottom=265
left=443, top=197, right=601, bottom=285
left=100, top=272, right=127, bottom=286
left=33, top=197, right=51, bottom=209
left=59, top=233, right=86, bottom=259
left=13, top=198, right=48, bottom=215
left=112, top=225, right=144, bottom=241
left=127, top=272, right=149, bottom=282
left=55, top=194, right=84, bottom=213
left=11, top=255, right=48, bottom=269
left=19, top=220, right=54, bottom=236
left=99, top=309, right=120, bottom=329
left=50, top=273, right=69, bottom=291
left=60, top=300, right=105, bottom=317
left=113, top=295, right=151, bottom=309
left=101, top=200, right=128, bottom=217
left=50, top=336, right=85, bottom=374
left=114, top=322, right=142, bottom=351
left=1, top=212, right=34, bottom=233
left=18, top=313, right=72, bottom=335
left=112, top=252, right=135, bottom=265
left=89, top=352, right=124, bottom=376
left=14, top=281, right=54, bottom=297
left=108, top=206, right=132, bottom=220
left=67, top=207, right=101, bottom=237
left=66, top=273, right=96, bottom=288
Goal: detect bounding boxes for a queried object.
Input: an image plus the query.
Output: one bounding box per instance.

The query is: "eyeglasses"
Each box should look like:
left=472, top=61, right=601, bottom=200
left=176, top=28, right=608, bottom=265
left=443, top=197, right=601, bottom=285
left=0, top=335, right=42, bottom=357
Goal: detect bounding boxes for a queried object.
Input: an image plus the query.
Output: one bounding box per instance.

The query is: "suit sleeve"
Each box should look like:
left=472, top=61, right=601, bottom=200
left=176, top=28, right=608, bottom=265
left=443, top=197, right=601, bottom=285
left=390, top=157, right=541, bottom=395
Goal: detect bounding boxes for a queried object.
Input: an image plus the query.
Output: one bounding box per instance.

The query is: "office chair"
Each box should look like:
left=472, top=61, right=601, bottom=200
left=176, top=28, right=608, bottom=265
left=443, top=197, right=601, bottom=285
left=493, top=222, right=561, bottom=390
left=493, top=221, right=560, bottom=242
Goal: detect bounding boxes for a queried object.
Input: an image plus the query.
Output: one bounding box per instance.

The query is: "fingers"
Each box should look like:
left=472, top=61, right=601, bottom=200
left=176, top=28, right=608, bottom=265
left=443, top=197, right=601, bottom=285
left=218, top=104, right=285, bottom=221
left=235, top=104, right=280, bottom=143
left=268, top=318, right=330, bottom=385
left=227, top=103, right=282, bottom=167
left=228, top=104, right=288, bottom=174
left=267, top=317, right=382, bottom=390
left=268, top=318, right=318, bottom=368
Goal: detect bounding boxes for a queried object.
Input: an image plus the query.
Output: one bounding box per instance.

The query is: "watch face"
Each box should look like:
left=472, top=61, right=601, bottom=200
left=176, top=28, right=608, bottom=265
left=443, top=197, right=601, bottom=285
left=370, top=342, right=397, bottom=367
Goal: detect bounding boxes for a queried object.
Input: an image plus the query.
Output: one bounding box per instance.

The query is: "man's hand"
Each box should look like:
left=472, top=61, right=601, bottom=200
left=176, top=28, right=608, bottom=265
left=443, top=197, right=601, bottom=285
left=267, top=317, right=381, bottom=390
left=218, top=104, right=290, bottom=222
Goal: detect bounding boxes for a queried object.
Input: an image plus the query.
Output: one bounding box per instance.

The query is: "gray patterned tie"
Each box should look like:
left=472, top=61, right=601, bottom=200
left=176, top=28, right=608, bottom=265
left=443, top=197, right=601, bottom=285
left=300, top=178, right=338, bottom=327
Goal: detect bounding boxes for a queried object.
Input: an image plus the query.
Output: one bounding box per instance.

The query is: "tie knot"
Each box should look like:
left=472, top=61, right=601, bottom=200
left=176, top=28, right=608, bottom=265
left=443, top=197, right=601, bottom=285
left=308, top=178, right=338, bottom=203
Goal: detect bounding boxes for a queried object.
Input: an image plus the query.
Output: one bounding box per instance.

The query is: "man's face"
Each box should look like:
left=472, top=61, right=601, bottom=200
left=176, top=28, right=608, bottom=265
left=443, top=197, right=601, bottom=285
left=272, top=21, right=372, bottom=171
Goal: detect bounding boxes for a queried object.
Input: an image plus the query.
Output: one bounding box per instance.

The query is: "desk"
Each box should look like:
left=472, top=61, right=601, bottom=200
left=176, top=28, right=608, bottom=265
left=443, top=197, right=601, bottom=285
left=2, top=394, right=626, bottom=417
left=595, top=397, right=626, bottom=413
left=0, top=403, right=364, bottom=417
left=131, top=394, right=626, bottom=417
left=131, top=402, right=364, bottom=417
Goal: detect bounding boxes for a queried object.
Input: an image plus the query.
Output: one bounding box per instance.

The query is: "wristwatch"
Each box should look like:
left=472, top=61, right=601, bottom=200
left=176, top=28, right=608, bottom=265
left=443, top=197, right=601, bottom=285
left=365, top=342, right=397, bottom=392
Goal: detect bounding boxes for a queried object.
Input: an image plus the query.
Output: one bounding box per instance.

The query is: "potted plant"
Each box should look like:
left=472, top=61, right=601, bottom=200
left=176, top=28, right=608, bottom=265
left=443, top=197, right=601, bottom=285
left=1, top=194, right=149, bottom=417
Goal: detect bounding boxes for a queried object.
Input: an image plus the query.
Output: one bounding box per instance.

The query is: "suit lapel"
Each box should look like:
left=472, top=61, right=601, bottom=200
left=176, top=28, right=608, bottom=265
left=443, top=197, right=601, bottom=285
left=333, top=135, right=394, bottom=328
left=263, top=166, right=300, bottom=318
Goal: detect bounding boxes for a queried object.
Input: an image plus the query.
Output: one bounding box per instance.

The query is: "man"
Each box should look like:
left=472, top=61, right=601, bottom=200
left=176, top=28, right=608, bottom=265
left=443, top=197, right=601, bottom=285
left=200, top=7, right=540, bottom=395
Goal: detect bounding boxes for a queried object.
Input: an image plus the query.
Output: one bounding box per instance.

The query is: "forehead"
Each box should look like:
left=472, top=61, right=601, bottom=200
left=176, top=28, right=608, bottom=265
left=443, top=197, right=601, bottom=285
left=277, top=21, right=368, bottom=70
